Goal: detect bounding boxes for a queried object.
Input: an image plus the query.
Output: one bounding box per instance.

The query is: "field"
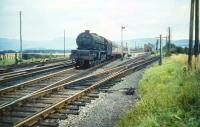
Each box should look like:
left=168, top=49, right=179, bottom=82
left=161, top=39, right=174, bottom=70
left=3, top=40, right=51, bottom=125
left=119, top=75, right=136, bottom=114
left=116, top=55, right=200, bottom=127
left=0, top=53, right=70, bottom=66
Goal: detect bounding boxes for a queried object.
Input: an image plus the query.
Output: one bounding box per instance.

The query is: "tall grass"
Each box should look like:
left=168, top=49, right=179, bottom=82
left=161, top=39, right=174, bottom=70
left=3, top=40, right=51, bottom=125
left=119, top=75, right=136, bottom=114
left=116, top=55, right=200, bottom=127
left=171, top=54, right=200, bottom=71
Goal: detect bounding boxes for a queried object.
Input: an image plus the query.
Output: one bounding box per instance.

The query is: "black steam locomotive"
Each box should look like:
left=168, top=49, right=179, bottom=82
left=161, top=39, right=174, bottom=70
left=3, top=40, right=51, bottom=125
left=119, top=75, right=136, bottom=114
left=71, top=30, right=113, bottom=68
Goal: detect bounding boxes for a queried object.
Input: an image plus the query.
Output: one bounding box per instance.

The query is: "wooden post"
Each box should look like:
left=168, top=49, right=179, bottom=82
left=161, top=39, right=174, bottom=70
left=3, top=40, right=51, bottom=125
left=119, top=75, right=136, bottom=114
left=3, top=54, right=5, bottom=64
left=126, top=42, right=128, bottom=56
left=15, top=53, right=18, bottom=64
left=121, top=26, right=124, bottom=59
left=156, top=40, right=158, bottom=51
left=166, top=36, right=168, bottom=56
left=194, top=0, right=199, bottom=57
left=188, top=0, right=195, bottom=69
left=159, top=35, right=162, bottom=65
left=64, top=29, right=66, bottom=58
left=19, top=11, right=23, bottom=62
left=168, top=27, right=171, bottom=55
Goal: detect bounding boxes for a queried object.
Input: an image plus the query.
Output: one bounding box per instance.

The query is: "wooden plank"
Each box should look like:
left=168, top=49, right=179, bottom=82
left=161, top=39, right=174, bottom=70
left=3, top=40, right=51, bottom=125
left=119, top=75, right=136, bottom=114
left=39, top=119, right=58, bottom=127
left=88, top=94, right=99, bottom=98
left=59, top=109, right=79, bottom=115
left=24, top=103, right=52, bottom=108
left=0, top=116, right=20, bottom=124
left=47, top=113, right=68, bottom=120
left=72, top=101, right=86, bottom=106
left=14, top=107, right=42, bottom=112
left=7, top=111, right=33, bottom=118
left=66, top=105, right=79, bottom=110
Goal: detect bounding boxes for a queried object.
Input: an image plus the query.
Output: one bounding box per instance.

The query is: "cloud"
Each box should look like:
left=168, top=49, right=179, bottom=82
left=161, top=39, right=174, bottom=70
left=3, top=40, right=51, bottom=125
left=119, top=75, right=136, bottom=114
left=0, top=0, right=191, bottom=42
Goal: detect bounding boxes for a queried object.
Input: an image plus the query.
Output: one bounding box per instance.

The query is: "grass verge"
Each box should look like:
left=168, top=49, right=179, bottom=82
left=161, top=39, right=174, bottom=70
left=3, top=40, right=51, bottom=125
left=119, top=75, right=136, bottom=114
left=116, top=55, right=200, bottom=127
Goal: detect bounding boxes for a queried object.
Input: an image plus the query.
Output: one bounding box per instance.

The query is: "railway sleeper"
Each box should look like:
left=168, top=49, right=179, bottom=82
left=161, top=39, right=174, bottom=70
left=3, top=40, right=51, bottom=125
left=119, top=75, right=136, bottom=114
left=50, top=95, right=69, bottom=99
left=61, top=90, right=82, bottom=95
left=31, top=99, right=55, bottom=104
left=39, top=119, right=59, bottom=127
left=3, top=91, right=27, bottom=96
left=78, top=96, right=92, bottom=103
left=39, top=97, right=63, bottom=102
left=90, top=91, right=100, bottom=94
left=55, top=92, right=74, bottom=96
left=87, top=93, right=99, bottom=98
left=71, top=82, right=92, bottom=86
left=72, top=101, right=86, bottom=106
left=65, top=86, right=88, bottom=90
left=97, top=88, right=110, bottom=93
left=47, top=113, right=68, bottom=120
left=14, top=106, right=43, bottom=113
left=1, top=94, right=23, bottom=98
left=0, top=116, right=21, bottom=125
left=15, top=89, right=37, bottom=94
left=0, top=100, right=10, bottom=105
left=5, top=111, right=33, bottom=118
left=59, top=109, right=79, bottom=115
left=65, top=105, right=79, bottom=110
left=25, top=87, right=42, bottom=91
left=24, top=103, right=52, bottom=108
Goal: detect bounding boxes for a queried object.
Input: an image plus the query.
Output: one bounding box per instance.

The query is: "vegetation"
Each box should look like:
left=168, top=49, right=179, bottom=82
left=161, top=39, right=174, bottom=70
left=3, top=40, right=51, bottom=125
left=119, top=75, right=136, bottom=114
left=0, top=59, right=16, bottom=65
left=116, top=55, right=200, bottom=127
left=0, top=53, right=69, bottom=66
left=163, top=43, right=189, bottom=55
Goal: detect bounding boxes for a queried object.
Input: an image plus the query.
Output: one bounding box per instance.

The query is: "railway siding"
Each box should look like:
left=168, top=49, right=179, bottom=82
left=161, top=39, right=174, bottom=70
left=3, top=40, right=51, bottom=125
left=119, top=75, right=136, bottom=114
left=0, top=56, right=159, bottom=127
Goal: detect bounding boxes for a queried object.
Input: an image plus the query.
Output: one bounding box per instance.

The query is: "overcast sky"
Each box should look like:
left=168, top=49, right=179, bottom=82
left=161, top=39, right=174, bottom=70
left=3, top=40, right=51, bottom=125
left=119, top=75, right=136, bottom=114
left=0, top=0, right=190, bottom=41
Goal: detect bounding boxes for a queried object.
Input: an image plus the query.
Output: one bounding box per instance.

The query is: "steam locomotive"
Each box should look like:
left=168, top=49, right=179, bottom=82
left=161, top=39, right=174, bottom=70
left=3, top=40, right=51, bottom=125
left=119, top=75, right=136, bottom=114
left=71, top=30, right=119, bottom=68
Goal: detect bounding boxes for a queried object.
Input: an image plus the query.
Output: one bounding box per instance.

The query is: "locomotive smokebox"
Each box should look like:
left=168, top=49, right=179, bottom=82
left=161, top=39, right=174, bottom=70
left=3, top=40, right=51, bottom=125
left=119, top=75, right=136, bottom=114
left=85, top=30, right=90, bottom=33
left=76, top=30, right=105, bottom=50
left=72, top=30, right=113, bottom=68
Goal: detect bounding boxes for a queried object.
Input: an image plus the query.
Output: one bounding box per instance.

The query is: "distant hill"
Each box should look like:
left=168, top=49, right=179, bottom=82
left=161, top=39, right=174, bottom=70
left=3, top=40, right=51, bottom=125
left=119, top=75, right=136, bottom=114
left=124, top=38, right=189, bottom=48
left=0, top=37, right=77, bottom=51
left=172, top=39, right=189, bottom=48
left=0, top=37, right=189, bottom=52
left=0, top=38, right=19, bottom=51
left=23, top=49, right=70, bottom=53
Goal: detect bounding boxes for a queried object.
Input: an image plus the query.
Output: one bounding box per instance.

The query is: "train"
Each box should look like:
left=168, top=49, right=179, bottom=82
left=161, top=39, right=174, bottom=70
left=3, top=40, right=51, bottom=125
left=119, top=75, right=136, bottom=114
left=71, top=30, right=121, bottom=68
left=144, top=43, right=154, bottom=52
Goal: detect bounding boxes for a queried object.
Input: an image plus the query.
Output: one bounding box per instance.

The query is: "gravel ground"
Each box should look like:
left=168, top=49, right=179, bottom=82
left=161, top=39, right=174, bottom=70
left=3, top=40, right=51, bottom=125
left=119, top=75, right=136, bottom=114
left=59, top=66, right=145, bottom=127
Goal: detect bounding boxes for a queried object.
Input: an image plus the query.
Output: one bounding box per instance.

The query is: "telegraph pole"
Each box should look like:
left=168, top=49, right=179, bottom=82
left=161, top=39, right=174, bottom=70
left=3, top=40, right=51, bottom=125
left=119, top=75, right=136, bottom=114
left=156, top=35, right=165, bottom=65
left=64, top=29, right=66, bottom=58
left=121, top=25, right=126, bottom=60
left=126, top=42, right=128, bottom=56
left=156, top=40, right=159, bottom=51
left=194, top=0, right=199, bottom=58
left=168, top=27, right=171, bottom=55
left=159, top=35, right=162, bottom=65
left=164, top=36, right=168, bottom=56
left=19, top=11, right=23, bottom=62
left=188, top=0, right=195, bottom=68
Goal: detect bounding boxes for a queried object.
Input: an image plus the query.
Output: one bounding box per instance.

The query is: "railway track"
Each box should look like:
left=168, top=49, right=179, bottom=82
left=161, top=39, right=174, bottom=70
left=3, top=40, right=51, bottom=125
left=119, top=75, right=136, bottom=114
left=0, top=56, right=144, bottom=109
left=0, top=58, right=69, bottom=74
left=0, top=60, right=73, bottom=85
left=0, top=59, right=119, bottom=108
left=0, top=56, right=159, bottom=127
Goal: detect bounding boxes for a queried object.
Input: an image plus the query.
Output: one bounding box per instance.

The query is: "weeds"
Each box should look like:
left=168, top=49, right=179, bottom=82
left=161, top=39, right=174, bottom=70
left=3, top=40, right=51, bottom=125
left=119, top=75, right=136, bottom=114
left=116, top=55, right=200, bottom=127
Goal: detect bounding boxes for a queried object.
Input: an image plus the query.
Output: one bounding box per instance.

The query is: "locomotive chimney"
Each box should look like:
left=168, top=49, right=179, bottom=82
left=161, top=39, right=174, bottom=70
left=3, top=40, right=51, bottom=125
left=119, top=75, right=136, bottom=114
left=85, top=30, right=90, bottom=33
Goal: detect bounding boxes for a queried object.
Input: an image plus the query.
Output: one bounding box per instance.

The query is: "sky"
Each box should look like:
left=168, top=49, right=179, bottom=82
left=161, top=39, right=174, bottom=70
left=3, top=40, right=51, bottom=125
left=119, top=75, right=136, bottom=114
left=0, top=0, right=190, bottom=41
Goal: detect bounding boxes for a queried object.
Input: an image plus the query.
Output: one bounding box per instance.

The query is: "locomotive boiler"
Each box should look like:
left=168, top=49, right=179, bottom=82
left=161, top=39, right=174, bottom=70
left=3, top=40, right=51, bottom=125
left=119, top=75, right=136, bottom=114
left=71, top=30, right=113, bottom=68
